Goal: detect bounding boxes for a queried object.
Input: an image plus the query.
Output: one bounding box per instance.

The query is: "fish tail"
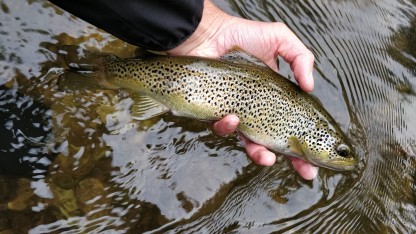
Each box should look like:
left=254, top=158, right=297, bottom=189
left=57, top=46, right=119, bottom=91
left=57, top=70, right=103, bottom=91
left=59, top=45, right=116, bottom=71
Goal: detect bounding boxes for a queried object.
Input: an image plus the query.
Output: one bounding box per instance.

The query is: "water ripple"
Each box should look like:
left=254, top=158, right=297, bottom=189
left=209, top=0, right=416, bottom=232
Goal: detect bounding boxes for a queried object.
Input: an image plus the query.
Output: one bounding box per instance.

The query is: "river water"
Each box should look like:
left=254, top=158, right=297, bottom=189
left=0, top=0, right=415, bottom=233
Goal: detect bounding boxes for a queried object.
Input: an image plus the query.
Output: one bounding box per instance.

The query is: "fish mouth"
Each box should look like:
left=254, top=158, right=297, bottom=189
left=302, top=148, right=358, bottom=171
left=309, top=156, right=358, bottom=171
left=318, top=160, right=357, bottom=171
left=285, top=150, right=358, bottom=171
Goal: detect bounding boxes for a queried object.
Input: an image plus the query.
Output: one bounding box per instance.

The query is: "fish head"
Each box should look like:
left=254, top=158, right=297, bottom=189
left=288, top=121, right=358, bottom=171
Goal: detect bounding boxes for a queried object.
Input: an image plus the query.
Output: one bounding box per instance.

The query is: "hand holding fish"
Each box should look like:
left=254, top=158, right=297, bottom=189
left=169, top=0, right=318, bottom=180
left=53, top=0, right=358, bottom=180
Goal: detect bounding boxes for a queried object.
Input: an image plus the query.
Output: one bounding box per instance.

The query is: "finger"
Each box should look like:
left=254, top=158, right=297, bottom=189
left=290, top=53, right=314, bottom=92
left=212, top=114, right=239, bottom=136
left=245, top=141, right=276, bottom=166
left=267, top=57, right=280, bottom=73
left=273, top=23, right=315, bottom=92
left=290, top=157, right=318, bottom=180
left=263, top=57, right=279, bottom=73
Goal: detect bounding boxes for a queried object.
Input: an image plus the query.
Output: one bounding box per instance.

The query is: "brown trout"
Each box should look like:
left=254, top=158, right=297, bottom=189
left=59, top=46, right=358, bottom=171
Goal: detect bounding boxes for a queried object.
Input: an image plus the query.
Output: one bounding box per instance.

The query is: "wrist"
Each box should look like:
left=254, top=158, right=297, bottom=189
left=168, top=0, right=233, bottom=57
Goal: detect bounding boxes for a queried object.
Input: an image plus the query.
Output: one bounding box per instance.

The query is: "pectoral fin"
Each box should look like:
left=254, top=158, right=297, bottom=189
left=288, top=136, right=305, bottom=158
left=130, top=93, right=170, bottom=120
left=288, top=136, right=315, bottom=163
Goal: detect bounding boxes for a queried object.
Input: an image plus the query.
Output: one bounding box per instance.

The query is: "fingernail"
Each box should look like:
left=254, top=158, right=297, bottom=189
left=225, top=120, right=238, bottom=132
left=309, top=165, right=318, bottom=178
left=308, top=71, right=313, bottom=81
left=307, top=71, right=314, bottom=91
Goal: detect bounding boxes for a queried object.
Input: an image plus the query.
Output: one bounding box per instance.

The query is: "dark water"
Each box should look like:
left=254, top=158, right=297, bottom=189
left=0, top=0, right=415, bottom=233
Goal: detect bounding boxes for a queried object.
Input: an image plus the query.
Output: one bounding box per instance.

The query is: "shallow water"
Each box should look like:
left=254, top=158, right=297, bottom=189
left=0, top=0, right=415, bottom=233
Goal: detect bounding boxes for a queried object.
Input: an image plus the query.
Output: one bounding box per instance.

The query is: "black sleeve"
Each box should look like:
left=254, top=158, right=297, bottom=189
left=49, top=0, right=204, bottom=51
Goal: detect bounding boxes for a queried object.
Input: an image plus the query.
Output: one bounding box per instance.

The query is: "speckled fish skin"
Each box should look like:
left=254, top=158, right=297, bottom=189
left=96, top=54, right=358, bottom=171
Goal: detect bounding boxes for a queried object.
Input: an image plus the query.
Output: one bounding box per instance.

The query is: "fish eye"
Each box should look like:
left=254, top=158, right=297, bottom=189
left=336, top=144, right=351, bottom=157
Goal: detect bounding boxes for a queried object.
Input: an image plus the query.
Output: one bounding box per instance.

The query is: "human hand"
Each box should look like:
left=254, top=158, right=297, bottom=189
left=169, top=0, right=317, bottom=180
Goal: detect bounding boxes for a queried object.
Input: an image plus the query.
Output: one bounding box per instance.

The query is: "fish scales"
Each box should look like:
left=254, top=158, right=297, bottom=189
left=107, top=57, right=309, bottom=140
left=61, top=46, right=358, bottom=171
left=100, top=55, right=357, bottom=170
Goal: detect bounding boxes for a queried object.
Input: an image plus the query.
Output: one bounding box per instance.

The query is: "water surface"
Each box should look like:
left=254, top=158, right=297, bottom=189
left=0, top=0, right=415, bottom=233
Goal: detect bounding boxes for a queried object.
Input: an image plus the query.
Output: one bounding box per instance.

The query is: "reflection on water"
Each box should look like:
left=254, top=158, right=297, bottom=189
left=0, top=0, right=415, bottom=233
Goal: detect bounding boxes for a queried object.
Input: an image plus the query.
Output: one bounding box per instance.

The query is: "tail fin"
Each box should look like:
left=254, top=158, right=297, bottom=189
left=57, top=70, right=104, bottom=91
left=58, top=46, right=120, bottom=92
left=59, top=45, right=117, bottom=71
